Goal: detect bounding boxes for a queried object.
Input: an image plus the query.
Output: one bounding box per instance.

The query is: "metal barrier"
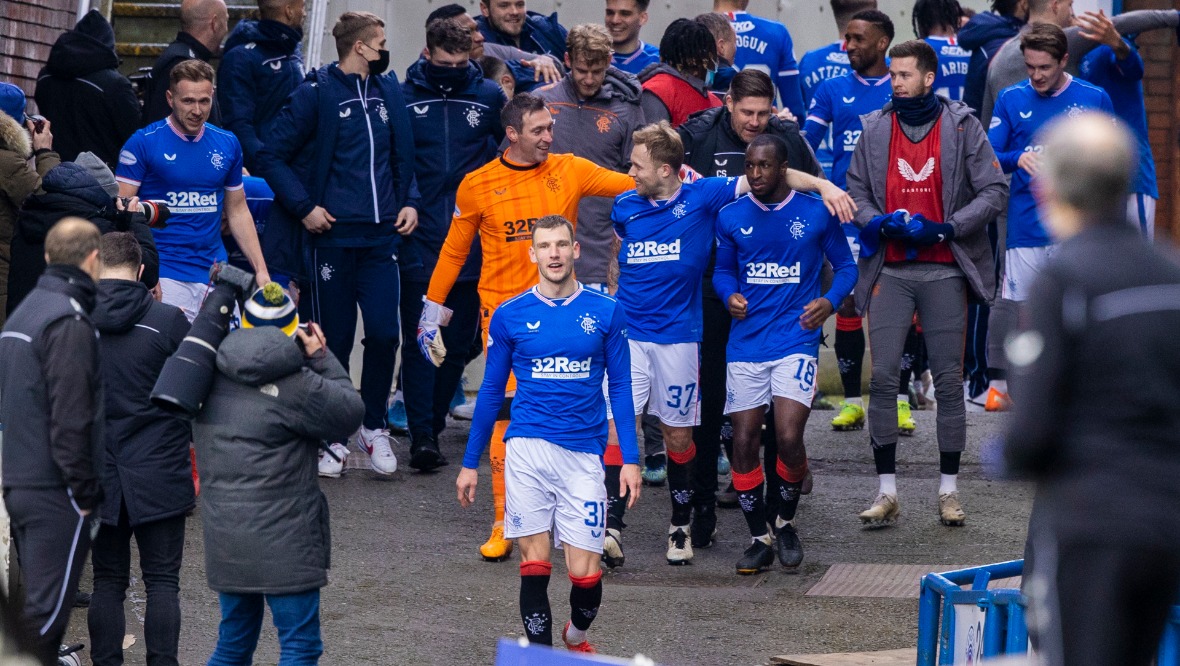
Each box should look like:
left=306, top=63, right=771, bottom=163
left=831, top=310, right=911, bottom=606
left=917, top=559, right=1180, bottom=666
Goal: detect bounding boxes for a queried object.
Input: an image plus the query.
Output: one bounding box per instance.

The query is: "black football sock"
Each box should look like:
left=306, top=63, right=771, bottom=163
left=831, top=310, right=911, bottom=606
left=835, top=325, right=866, bottom=399
left=667, top=443, right=696, bottom=526
left=519, top=561, right=553, bottom=645
left=567, top=571, right=603, bottom=633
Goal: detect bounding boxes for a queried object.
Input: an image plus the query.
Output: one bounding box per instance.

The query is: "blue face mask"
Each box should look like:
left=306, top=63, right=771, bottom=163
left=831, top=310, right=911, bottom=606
left=704, top=67, right=717, bottom=88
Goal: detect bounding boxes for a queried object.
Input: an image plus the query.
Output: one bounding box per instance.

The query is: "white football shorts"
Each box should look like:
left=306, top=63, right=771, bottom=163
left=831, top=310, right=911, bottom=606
left=626, top=339, right=701, bottom=427
left=1001, top=246, right=1057, bottom=302
left=503, top=437, right=608, bottom=554
left=725, top=353, right=818, bottom=414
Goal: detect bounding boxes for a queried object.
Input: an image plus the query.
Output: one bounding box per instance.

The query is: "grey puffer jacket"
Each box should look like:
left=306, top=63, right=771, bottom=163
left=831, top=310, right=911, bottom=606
left=846, top=97, right=1008, bottom=312
left=193, top=327, right=364, bottom=594
left=535, top=68, right=645, bottom=283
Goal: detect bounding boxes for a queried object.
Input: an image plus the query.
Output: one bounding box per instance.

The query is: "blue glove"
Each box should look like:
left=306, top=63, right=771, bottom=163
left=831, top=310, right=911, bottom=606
left=877, top=211, right=908, bottom=239
left=906, top=215, right=956, bottom=246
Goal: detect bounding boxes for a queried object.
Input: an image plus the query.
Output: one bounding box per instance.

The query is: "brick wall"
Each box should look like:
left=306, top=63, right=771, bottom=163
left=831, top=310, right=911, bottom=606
left=0, top=0, right=77, bottom=113
left=1123, top=0, right=1179, bottom=241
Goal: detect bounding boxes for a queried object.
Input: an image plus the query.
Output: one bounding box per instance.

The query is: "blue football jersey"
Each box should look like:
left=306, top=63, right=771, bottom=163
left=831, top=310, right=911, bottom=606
left=612, top=177, right=742, bottom=344
left=725, top=11, right=805, bottom=120
left=988, top=76, right=1114, bottom=249
left=924, top=36, right=971, bottom=101
left=612, top=41, right=661, bottom=75
left=713, top=192, right=857, bottom=362
left=803, top=72, right=892, bottom=189
left=1079, top=42, right=1157, bottom=199
left=798, top=41, right=851, bottom=178
left=116, top=118, right=245, bottom=283
left=462, top=284, right=639, bottom=468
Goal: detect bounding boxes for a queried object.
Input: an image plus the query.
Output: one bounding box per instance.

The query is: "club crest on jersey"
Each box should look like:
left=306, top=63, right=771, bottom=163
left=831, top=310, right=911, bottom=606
left=790, top=218, right=806, bottom=239
left=579, top=314, right=598, bottom=334
left=208, top=150, right=227, bottom=171
left=671, top=202, right=688, bottom=219
left=545, top=176, right=561, bottom=192
left=378, top=103, right=389, bottom=124
left=1066, top=103, right=1084, bottom=119
left=320, top=263, right=334, bottom=281
left=898, top=157, right=935, bottom=182
left=466, top=108, right=482, bottom=127
left=596, top=114, right=612, bottom=133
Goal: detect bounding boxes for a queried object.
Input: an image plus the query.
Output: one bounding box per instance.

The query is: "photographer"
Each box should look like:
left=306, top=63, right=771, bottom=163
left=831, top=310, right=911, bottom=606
left=0, top=82, right=60, bottom=325
left=8, top=155, right=160, bottom=314
left=192, top=283, right=362, bottom=663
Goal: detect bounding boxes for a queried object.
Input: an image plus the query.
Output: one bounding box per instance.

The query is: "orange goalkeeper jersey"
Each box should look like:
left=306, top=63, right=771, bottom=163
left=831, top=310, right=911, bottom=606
left=426, top=153, right=634, bottom=310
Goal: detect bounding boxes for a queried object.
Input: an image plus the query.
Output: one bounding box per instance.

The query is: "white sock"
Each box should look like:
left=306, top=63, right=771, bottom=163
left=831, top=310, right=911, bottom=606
left=878, top=474, right=897, bottom=496
left=774, top=516, right=794, bottom=530
left=845, top=396, right=863, bottom=406
left=564, top=623, right=587, bottom=645
left=754, top=533, right=773, bottom=546
left=939, top=474, right=957, bottom=494
left=988, top=379, right=1008, bottom=393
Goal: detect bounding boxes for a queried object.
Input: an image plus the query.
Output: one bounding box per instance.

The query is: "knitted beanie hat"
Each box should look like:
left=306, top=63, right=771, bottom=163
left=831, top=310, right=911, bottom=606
left=241, top=282, right=299, bottom=337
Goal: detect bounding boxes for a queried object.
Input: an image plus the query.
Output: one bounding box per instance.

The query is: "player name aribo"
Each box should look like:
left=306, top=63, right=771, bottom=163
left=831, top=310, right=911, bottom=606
left=530, top=356, right=592, bottom=379
left=626, top=239, right=681, bottom=263
left=746, top=261, right=802, bottom=284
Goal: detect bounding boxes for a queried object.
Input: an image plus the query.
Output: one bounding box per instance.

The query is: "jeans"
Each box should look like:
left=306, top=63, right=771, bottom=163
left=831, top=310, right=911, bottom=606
left=398, top=278, right=481, bottom=444
left=207, top=590, right=322, bottom=666
left=305, top=239, right=401, bottom=430
left=88, top=507, right=185, bottom=666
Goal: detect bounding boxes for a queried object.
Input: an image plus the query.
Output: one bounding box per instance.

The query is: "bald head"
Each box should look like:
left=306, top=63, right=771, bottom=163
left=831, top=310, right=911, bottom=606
left=45, top=217, right=101, bottom=275
left=181, top=0, right=229, bottom=51
left=1039, top=112, right=1135, bottom=231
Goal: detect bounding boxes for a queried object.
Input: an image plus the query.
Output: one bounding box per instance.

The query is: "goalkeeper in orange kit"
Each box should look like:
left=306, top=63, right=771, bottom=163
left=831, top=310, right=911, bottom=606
left=416, top=93, right=635, bottom=561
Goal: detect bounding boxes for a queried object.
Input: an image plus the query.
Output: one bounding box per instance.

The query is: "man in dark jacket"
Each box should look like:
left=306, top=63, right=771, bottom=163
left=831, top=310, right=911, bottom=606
left=194, top=285, right=363, bottom=663
left=141, top=0, right=229, bottom=126
left=398, top=17, right=506, bottom=470
left=1004, top=112, right=1180, bottom=666
left=476, top=0, right=568, bottom=92
left=677, top=68, right=822, bottom=547
left=34, top=10, right=141, bottom=167
left=256, top=11, right=416, bottom=477
left=216, top=0, right=306, bottom=172
left=957, top=0, right=1025, bottom=118
left=0, top=217, right=103, bottom=665
left=8, top=159, right=159, bottom=315
left=87, top=232, right=191, bottom=666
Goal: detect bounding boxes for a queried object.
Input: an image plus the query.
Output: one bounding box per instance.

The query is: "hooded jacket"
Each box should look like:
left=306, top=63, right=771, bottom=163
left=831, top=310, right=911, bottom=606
left=9, top=162, right=159, bottom=313
left=256, top=64, right=416, bottom=276
left=0, top=113, right=60, bottom=323
left=678, top=105, right=823, bottom=299
left=536, top=68, right=646, bottom=283
left=846, top=98, right=1009, bottom=312
left=193, top=327, right=364, bottom=593
left=476, top=12, right=568, bottom=93
left=34, top=10, right=141, bottom=167
left=957, top=11, right=1024, bottom=118
left=217, top=19, right=305, bottom=172
left=400, top=58, right=506, bottom=284
left=93, top=279, right=193, bottom=526
left=142, top=32, right=222, bottom=127
left=638, top=63, right=722, bottom=129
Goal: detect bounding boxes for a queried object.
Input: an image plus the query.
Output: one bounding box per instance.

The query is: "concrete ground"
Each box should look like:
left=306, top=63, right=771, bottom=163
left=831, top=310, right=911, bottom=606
left=62, top=403, right=1030, bottom=665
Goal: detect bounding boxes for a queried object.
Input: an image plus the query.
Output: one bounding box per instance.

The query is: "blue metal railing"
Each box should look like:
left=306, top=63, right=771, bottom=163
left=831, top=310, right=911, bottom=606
left=917, top=559, right=1180, bottom=666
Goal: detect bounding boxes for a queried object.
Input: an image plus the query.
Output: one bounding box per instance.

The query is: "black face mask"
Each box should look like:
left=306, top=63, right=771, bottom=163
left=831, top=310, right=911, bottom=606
left=425, top=62, right=468, bottom=91
left=363, top=45, right=390, bottom=76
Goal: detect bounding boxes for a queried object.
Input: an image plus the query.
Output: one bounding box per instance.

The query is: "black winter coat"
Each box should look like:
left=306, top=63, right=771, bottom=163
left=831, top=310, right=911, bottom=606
left=8, top=162, right=159, bottom=314
left=92, top=279, right=194, bottom=526
left=194, top=328, right=364, bottom=593
left=141, top=32, right=221, bottom=127
left=34, top=10, right=141, bottom=167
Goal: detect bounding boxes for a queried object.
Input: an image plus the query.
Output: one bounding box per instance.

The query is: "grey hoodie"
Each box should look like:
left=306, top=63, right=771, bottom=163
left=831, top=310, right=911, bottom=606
left=193, top=327, right=364, bottom=594
left=536, top=67, right=646, bottom=283
left=847, top=98, right=1009, bottom=312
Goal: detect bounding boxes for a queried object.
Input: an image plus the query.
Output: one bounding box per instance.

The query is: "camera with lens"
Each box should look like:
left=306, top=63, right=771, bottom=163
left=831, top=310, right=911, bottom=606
left=150, top=262, right=256, bottom=417
left=103, top=197, right=171, bottom=231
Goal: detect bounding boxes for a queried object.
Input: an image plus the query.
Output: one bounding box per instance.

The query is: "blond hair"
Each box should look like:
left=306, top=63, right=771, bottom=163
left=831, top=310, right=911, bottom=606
left=632, top=121, right=684, bottom=171
left=566, top=24, right=613, bottom=66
